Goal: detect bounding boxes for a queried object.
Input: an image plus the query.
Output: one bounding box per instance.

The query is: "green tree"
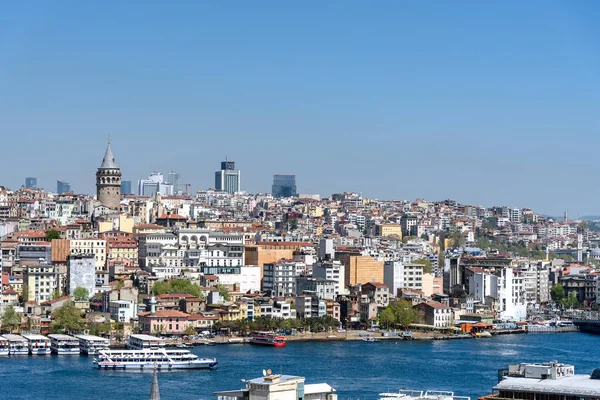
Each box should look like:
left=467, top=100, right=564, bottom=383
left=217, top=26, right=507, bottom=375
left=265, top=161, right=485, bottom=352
left=562, top=292, right=578, bottom=309
left=450, top=231, right=465, bottom=248
left=52, top=303, right=84, bottom=334
left=88, top=321, right=111, bottom=336
left=51, top=290, right=63, bottom=300
left=289, top=219, right=298, bottom=231
left=390, top=299, right=419, bottom=328
left=21, top=285, right=30, bottom=303
left=152, top=278, right=204, bottom=299
left=45, top=229, right=61, bottom=241
left=73, top=286, right=90, bottom=301
left=1, top=305, right=21, bottom=333
left=378, top=307, right=396, bottom=329
left=550, top=285, right=564, bottom=303
left=216, top=284, right=231, bottom=301
left=184, top=325, right=197, bottom=335
left=413, top=258, right=433, bottom=274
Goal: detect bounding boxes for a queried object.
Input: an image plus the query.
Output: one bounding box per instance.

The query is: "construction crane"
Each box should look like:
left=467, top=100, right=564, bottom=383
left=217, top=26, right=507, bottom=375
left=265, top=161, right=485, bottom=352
left=182, top=183, right=191, bottom=196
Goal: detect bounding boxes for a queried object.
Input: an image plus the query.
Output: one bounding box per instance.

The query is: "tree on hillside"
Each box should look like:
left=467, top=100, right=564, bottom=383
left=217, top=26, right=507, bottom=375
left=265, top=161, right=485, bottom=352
left=550, top=285, right=564, bottom=303
left=52, top=303, right=84, bottom=334
left=152, top=278, right=204, bottom=299
left=450, top=231, right=465, bottom=248
left=73, top=286, right=90, bottom=301
left=1, top=305, right=21, bottom=333
left=216, top=284, right=230, bottom=301
left=20, top=285, right=30, bottom=303
left=45, top=229, right=61, bottom=241
left=413, top=258, right=432, bottom=274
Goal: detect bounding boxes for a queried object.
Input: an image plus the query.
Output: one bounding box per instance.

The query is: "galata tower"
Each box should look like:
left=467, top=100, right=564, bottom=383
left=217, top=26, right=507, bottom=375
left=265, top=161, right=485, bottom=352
left=96, top=138, right=122, bottom=210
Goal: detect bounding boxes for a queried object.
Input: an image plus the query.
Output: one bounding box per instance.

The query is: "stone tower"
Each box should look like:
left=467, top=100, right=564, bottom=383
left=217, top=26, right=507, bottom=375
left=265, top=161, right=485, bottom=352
left=96, top=138, right=122, bottom=210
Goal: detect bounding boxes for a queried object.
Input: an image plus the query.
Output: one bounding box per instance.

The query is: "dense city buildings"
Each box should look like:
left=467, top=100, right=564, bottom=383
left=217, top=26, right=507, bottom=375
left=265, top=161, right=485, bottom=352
left=2, top=140, right=600, bottom=348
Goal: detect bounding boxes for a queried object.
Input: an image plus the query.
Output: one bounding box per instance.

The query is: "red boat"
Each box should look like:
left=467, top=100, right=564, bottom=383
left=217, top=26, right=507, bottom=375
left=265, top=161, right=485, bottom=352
left=250, top=331, right=286, bottom=347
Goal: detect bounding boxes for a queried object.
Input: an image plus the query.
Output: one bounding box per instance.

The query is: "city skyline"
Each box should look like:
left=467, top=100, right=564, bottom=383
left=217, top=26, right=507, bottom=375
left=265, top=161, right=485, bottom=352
left=1, top=2, right=599, bottom=215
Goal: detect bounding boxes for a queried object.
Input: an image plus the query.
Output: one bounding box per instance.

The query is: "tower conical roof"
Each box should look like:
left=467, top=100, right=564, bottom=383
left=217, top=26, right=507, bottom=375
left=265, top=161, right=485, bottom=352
left=100, top=138, right=119, bottom=169
left=150, top=368, right=160, bottom=400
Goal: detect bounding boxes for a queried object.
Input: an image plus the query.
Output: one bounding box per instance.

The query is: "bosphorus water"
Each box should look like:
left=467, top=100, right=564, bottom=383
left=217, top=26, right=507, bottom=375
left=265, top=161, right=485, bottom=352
left=1, top=332, right=598, bottom=400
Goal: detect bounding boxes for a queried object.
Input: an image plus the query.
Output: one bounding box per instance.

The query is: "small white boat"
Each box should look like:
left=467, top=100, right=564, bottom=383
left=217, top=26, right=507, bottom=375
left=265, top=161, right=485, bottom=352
left=362, top=337, right=380, bottom=342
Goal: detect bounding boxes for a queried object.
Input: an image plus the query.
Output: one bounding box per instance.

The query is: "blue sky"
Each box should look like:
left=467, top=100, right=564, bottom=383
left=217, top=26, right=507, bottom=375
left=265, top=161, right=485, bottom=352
left=0, top=1, right=599, bottom=216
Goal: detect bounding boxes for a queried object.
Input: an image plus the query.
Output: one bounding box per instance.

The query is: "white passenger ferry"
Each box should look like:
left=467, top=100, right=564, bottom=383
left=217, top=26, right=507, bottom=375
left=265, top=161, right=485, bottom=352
left=76, top=335, right=110, bottom=355
left=22, top=334, right=51, bottom=355
left=3, top=334, right=29, bottom=355
left=94, top=349, right=218, bottom=370
left=379, top=390, right=470, bottom=400
left=126, top=334, right=166, bottom=350
left=48, top=334, right=80, bottom=355
left=0, top=336, right=9, bottom=356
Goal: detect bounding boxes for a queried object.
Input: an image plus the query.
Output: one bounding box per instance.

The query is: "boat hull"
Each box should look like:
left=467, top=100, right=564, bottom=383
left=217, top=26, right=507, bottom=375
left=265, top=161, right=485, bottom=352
left=9, top=349, right=29, bottom=355
left=31, top=349, right=51, bottom=355
left=52, top=349, right=80, bottom=355
left=97, top=360, right=218, bottom=370
left=249, top=340, right=286, bottom=347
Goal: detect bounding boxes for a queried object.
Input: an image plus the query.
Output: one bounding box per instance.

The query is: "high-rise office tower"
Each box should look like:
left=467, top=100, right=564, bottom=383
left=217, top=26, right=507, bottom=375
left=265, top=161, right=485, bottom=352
left=138, top=172, right=174, bottom=196
left=167, top=171, right=180, bottom=194
left=272, top=174, right=297, bottom=198
left=215, top=161, right=241, bottom=194
left=57, top=180, right=71, bottom=194
left=25, top=177, right=37, bottom=189
left=121, top=180, right=132, bottom=195
left=96, top=138, right=122, bottom=209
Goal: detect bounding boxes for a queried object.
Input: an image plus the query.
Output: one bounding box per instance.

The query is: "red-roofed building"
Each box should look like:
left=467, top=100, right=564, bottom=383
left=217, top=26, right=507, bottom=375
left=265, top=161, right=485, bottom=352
left=416, top=301, right=453, bottom=328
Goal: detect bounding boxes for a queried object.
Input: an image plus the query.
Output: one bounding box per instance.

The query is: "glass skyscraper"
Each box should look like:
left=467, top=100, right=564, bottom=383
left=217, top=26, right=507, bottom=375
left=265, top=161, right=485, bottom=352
left=215, top=161, right=240, bottom=194
left=57, top=180, right=71, bottom=194
left=25, top=177, right=37, bottom=189
left=272, top=174, right=297, bottom=198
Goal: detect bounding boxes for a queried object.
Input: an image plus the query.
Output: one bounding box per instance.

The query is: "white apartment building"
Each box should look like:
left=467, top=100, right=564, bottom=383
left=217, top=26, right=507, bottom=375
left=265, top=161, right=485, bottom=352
left=204, top=265, right=261, bottom=293
left=263, top=261, right=297, bottom=297
left=70, top=239, right=107, bottom=271
left=467, top=267, right=527, bottom=321
left=383, top=261, right=404, bottom=296
left=312, top=260, right=345, bottom=297
left=24, top=264, right=57, bottom=303
left=138, top=229, right=245, bottom=279
left=109, top=300, right=136, bottom=323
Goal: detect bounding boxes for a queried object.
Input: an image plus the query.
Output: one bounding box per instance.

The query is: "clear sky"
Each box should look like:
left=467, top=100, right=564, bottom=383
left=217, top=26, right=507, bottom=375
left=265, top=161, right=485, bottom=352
left=1, top=1, right=599, bottom=216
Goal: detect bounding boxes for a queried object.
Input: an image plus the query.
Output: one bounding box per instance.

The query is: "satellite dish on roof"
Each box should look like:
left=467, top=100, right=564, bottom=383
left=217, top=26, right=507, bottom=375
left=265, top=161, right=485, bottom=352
left=262, top=369, right=267, bottom=376
left=267, top=369, right=272, bottom=375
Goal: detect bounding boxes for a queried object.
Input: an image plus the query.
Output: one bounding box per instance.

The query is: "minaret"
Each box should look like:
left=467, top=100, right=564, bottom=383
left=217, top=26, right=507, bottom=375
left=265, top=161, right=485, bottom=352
left=96, top=137, right=122, bottom=210
left=149, top=368, right=160, bottom=400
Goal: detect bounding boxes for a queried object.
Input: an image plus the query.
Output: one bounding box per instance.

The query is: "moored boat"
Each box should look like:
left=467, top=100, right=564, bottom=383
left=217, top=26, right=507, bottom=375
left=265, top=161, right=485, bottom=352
left=250, top=331, right=286, bottom=347
left=94, top=348, right=218, bottom=370
left=4, top=334, right=29, bottom=355
left=0, top=335, right=9, bottom=356
left=48, top=334, right=80, bottom=355
left=362, top=337, right=380, bottom=342
left=22, top=334, right=51, bottom=355
left=126, top=334, right=166, bottom=350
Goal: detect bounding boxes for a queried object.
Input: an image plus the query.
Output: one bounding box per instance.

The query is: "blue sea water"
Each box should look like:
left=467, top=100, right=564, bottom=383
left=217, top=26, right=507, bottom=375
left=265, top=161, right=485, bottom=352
left=0, top=333, right=599, bottom=400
